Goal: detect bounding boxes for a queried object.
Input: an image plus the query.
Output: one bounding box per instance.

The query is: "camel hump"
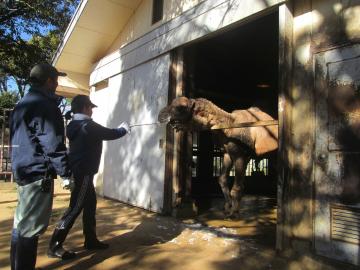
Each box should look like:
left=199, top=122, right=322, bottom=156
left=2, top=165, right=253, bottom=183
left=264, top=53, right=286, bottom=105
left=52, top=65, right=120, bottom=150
left=231, top=108, right=273, bottom=123
left=249, top=106, right=261, bottom=111
left=247, top=107, right=275, bottom=120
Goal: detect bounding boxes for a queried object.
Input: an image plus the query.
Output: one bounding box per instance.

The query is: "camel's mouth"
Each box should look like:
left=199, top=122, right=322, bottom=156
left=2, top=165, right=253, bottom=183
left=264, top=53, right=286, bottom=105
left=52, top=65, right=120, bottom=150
left=158, top=108, right=188, bottom=131
left=158, top=106, right=172, bottom=123
left=169, top=119, right=187, bottom=131
left=158, top=101, right=193, bottom=131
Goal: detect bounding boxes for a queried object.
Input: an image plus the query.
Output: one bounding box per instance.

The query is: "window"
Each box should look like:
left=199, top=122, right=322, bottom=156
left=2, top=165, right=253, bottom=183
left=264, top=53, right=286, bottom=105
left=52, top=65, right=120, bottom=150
left=152, top=0, right=163, bottom=24
left=94, top=79, right=108, bottom=91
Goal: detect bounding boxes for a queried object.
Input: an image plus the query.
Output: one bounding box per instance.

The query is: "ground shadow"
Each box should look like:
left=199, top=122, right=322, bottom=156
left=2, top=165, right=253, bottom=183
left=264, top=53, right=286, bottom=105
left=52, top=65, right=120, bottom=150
left=43, top=214, right=183, bottom=270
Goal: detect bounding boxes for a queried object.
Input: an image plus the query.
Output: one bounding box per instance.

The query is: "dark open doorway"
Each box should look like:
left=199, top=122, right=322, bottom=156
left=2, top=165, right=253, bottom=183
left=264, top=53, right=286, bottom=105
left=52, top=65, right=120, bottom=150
left=180, top=11, right=279, bottom=242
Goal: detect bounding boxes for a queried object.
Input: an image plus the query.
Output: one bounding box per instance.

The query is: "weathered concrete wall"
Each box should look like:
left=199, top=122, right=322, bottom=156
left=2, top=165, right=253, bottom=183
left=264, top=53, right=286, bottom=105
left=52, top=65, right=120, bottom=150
left=287, top=0, right=360, bottom=254
left=312, top=0, right=360, bottom=50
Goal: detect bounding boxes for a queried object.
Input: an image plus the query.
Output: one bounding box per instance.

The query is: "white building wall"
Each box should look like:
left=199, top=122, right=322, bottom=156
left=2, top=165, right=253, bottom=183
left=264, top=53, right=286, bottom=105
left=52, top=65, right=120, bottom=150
left=91, top=54, right=169, bottom=212
left=107, top=0, right=205, bottom=53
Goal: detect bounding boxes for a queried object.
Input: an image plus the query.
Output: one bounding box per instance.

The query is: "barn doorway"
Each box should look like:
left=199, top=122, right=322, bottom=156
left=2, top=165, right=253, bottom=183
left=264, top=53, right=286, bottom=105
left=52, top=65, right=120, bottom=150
left=181, top=11, right=279, bottom=245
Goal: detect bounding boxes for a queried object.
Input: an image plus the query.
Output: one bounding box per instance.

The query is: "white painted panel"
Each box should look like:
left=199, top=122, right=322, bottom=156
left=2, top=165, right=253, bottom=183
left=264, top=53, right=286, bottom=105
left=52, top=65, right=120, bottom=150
left=100, top=54, right=169, bottom=213
left=90, top=86, right=112, bottom=196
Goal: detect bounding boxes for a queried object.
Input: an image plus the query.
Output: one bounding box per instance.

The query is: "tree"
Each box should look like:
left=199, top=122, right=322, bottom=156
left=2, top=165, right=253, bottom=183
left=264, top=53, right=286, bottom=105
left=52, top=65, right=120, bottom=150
left=0, top=91, right=18, bottom=110
left=0, top=91, right=18, bottom=126
left=0, top=0, right=80, bottom=96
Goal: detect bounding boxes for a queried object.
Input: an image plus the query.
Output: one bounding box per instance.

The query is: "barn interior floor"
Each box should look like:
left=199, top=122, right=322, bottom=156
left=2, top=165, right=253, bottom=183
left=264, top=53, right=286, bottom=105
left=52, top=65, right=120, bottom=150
left=193, top=195, right=277, bottom=247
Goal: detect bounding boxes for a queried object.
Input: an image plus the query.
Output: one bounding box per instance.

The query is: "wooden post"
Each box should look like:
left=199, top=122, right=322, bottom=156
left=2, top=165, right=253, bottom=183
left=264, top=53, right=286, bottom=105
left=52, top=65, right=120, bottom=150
left=173, top=48, right=184, bottom=207
left=277, top=2, right=294, bottom=251
left=173, top=48, right=186, bottom=209
left=163, top=48, right=196, bottom=217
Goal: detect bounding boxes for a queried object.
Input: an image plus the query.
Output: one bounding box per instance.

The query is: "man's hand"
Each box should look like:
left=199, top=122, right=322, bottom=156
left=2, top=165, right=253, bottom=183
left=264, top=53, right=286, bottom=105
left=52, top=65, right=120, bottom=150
left=61, top=176, right=75, bottom=191
left=118, top=122, right=131, bottom=134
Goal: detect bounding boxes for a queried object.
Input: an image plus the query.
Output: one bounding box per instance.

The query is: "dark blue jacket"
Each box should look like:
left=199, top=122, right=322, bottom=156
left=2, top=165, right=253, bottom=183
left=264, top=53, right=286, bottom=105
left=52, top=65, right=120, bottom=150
left=10, top=88, right=70, bottom=185
left=66, top=115, right=126, bottom=176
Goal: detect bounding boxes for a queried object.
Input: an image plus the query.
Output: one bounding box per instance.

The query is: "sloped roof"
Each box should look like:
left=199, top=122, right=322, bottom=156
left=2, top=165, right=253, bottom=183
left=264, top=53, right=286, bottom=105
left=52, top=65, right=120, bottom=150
left=53, top=0, right=142, bottom=95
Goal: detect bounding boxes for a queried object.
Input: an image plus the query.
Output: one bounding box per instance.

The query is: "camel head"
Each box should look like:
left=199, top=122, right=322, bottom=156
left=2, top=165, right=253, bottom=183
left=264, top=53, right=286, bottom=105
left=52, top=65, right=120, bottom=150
left=158, top=96, right=194, bottom=131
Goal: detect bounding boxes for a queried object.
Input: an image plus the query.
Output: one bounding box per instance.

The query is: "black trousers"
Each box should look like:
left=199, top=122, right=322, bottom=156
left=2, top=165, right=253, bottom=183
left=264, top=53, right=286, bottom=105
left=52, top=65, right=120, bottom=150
left=11, top=229, right=38, bottom=270
left=49, top=174, right=97, bottom=249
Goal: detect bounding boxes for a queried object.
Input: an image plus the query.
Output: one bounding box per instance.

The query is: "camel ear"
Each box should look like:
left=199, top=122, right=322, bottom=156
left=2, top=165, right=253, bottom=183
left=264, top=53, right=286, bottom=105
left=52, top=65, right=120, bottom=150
left=158, top=106, right=172, bottom=123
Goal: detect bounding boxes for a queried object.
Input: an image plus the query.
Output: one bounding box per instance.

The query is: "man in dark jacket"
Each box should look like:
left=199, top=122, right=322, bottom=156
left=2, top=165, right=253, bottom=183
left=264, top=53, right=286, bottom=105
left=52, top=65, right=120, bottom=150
left=10, top=63, right=73, bottom=270
left=48, top=95, right=130, bottom=259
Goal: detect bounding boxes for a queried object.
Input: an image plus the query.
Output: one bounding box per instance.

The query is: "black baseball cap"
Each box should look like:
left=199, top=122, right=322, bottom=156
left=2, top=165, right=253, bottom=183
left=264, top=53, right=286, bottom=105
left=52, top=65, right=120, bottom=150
left=71, top=95, right=97, bottom=113
left=29, top=63, right=67, bottom=84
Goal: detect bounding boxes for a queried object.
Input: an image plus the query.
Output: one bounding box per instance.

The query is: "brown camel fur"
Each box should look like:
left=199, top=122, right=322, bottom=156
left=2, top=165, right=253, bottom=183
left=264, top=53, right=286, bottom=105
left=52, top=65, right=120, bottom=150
left=158, top=97, right=278, bottom=217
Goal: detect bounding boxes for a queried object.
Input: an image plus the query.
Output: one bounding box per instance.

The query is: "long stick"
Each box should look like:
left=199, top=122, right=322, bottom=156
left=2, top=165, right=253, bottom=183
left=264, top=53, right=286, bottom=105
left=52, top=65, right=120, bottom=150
left=129, top=120, right=278, bottom=129
left=130, top=122, right=161, bottom=127
left=210, top=120, right=278, bottom=130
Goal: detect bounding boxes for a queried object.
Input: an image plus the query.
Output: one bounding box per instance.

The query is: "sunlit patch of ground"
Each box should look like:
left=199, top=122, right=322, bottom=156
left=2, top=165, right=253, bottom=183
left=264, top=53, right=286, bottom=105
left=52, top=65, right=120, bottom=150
left=0, top=181, right=357, bottom=270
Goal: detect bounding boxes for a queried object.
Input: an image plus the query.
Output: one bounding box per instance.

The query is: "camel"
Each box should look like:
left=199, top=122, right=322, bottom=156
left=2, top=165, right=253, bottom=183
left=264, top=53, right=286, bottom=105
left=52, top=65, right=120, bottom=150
left=158, top=97, right=278, bottom=217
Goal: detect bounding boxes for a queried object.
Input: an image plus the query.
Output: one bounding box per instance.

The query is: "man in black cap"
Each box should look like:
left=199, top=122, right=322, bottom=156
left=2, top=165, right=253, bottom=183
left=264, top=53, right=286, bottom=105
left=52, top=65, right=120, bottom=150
left=10, top=63, right=73, bottom=269
left=48, top=95, right=131, bottom=259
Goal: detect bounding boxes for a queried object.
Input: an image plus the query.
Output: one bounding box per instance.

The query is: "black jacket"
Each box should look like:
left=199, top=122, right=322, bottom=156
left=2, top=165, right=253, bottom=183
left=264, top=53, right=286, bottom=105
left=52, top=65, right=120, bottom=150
left=10, top=88, right=70, bottom=185
left=66, top=115, right=127, bottom=176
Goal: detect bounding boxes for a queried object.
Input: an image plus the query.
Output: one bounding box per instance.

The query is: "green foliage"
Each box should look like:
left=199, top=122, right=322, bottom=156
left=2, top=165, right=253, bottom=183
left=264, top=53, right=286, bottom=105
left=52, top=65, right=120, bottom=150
left=0, top=91, right=18, bottom=110
left=0, top=0, right=80, bottom=96
left=0, top=92, right=18, bottom=127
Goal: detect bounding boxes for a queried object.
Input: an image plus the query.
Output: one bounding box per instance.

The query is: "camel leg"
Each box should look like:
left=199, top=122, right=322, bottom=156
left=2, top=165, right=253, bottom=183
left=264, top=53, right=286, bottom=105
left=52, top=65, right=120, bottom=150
left=218, top=152, right=233, bottom=214
left=229, top=156, right=248, bottom=218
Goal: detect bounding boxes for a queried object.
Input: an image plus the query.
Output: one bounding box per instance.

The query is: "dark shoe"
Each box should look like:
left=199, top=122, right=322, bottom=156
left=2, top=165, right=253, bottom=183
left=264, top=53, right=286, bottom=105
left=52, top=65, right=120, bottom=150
left=48, top=246, right=76, bottom=260
left=84, top=239, right=109, bottom=250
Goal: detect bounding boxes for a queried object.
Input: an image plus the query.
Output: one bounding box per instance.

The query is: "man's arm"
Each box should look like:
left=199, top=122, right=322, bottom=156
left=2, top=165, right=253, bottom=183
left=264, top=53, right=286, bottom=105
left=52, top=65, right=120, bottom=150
left=84, top=120, right=129, bottom=141
left=33, top=108, right=70, bottom=177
